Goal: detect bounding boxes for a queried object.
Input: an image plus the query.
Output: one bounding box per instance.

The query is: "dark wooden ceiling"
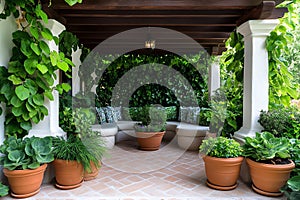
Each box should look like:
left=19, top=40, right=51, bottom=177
left=43, top=0, right=286, bottom=55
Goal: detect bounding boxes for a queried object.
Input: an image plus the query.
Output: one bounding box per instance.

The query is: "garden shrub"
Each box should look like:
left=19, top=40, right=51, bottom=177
left=259, top=105, right=300, bottom=139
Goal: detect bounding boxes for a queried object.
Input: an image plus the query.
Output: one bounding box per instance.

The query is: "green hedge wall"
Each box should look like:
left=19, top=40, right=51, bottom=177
left=94, top=53, right=209, bottom=109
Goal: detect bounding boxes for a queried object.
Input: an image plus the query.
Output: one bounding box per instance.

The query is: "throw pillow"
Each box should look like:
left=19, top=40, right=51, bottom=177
left=95, top=107, right=106, bottom=124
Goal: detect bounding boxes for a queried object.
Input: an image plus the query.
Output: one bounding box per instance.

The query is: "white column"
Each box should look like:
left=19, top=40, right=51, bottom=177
left=234, top=20, right=279, bottom=143
left=28, top=20, right=66, bottom=138
left=72, top=49, right=82, bottom=96
left=208, top=57, right=220, bottom=97
left=0, top=9, right=17, bottom=144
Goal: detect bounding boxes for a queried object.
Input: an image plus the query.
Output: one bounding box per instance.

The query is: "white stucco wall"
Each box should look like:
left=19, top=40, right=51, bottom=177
left=0, top=2, right=18, bottom=182
left=0, top=12, right=17, bottom=144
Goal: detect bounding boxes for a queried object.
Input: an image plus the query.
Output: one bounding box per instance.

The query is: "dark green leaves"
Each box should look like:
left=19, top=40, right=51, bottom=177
left=33, top=94, right=44, bottom=106
left=200, top=136, right=242, bottom=158
left=243, top=132, right=291, bottom=162
left=0, top=136, right=54, bottom=170
left=15, top=85, right=30, bottom=101
left=65, top=0, right=83, bottom=6
left=35, top=4, right=48, bottom=23
left=24, top=58, right=37, bottom=75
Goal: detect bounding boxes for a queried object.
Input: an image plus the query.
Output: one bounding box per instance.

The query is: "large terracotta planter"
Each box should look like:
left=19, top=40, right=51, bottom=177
left=246, top=158, right=295, bottom=196
left=84, top=161, right=101, bottom=181
left=53, top=159, right=84, bottom=189
left=3, top=164, right=47, bottom=198
left=203, top=156, right=244, bottom=190
left=136, top=131, right=165, bottom=151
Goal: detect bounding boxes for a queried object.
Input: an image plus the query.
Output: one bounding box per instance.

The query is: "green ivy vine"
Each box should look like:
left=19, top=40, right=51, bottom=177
left=79, top=53, right=210, bottom=108
left=219, top=0, right=300, bottom=136
left=0, top=0, right=82, bottom=137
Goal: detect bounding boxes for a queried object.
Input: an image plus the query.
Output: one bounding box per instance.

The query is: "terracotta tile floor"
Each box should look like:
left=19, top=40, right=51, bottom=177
left=3, top=140, right=285, bottom=200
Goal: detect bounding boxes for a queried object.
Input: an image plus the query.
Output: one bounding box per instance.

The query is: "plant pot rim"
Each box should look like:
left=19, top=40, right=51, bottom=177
left=203, top=155, right=244, bottom=161
left=3, top=163, right=47, bottom=175
left=136, top=131, right=165, bottom=134
left=54, top=159, right=80, bottom=163
left=246, top=158, right=295, bottom=170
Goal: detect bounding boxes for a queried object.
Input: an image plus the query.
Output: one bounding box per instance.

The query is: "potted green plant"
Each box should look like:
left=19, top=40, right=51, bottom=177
left=199, top=136, right=243, bottom=190
left=134, top=106, right=167, bottom=151
left=52, top=135, right=89, bottom=189
left=0, top=136, right=54, bottom=198
left=73, top=108, right=106, bottom=181
left=243, top=132, right=295, bottom=196
left=53, top=107, right=106, bottom=187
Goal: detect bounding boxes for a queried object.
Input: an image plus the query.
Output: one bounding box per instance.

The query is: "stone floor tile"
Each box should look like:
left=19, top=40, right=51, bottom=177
left=2, top=141, right=286, bottom=200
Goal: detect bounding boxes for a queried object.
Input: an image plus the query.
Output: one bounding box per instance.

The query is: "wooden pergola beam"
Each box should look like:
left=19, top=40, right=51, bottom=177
left=237, top=1, right=287, bottom=26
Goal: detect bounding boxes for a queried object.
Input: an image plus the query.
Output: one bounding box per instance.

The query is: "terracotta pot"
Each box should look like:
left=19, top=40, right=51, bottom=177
left=246, top=158, right=295, bottom=196
left=84, top=161, right=101, bottom=181
left=136, top=131, right=165, bottom=151
left=203, top=156, right=244, bottom=190
left=53, top=159, right=84, bottom=189
left=3, top=164, right=47, bottom=198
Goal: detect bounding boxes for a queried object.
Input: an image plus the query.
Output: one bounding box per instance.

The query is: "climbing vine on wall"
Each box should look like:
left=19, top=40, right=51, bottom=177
left=219, top=0, right=300, bottom=136
left=80, top=53, right=210, bottom=108
left=0, top=0, right=82, bottom=137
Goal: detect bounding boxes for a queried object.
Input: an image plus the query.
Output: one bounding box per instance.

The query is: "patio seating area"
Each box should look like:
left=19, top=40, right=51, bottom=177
left=0, top=0, right=299, bottom=199
left=2, top=140, right=284, bottom=200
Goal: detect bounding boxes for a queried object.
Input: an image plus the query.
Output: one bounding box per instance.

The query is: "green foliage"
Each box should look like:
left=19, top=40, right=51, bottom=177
left=134, top=106, right=167, bottom=132
left=0, top=136, right=54, bottom=170
left=57, top=105, right=106, bottom=171
left=0, top=182, right=9, bottom=197
left=289, top=139, right=300, bottom=177
left=267, top=1, right=300, bottom=106
left=259, top=105, right=300, bottom=138
left=219, top=1, right=300, bottom=136
left=282, top=175, right=300, bottom=200
left=199, top=136, right=242, bottom=158
left=219, top=31, right=244, bottom=136
left=85, top=53, right=209, bottom=108
left=243, top=132, right=291, bottom=162
left=52, top=135, right=103, bottom=172
left=65, top=0, right=83, bottom=6
left=73, top=108, right=97, bottom=137
left=0, top=1, right=75, bottom=137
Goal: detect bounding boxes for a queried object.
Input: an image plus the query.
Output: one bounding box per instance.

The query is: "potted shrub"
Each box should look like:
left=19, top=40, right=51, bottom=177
left=73, top=108, right=106, bottom=181
left=0, top=136, right=54, bottom=198
left=243, top=132, right=295, bottom=196
left=52, top=135, right=90, bottom=189
left=134, top=106, right=167, bottom=151
left=199, top=136, right=243, bottom=190
left=53, top=107, right=106, bottom=187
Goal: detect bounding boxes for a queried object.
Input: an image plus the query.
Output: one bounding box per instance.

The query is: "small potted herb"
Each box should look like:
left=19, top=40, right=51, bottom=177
left=0, top=136, right=54, bottom=198
left=243, top=132, right=295, bottom=196
left=199, top=136, right=243, bottom=190
left=134, top=106, right=167, bottom=151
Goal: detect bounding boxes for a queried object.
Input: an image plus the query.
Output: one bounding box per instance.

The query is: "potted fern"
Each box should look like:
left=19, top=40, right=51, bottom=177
left=0, top=136, right=54, bottom=198
left=53, top=107, right=106, bottom=188
left=199, top=136, right=243, bottom=190
left=134, top=106, right=167, bottom=151
left=73, top=108, right=106, bottom=181
left=243, top=132, right=295, bottom=196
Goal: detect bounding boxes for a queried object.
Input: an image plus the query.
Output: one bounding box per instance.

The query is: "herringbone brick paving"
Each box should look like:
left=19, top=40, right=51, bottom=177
left=3, top=140, right=284, bottom=200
